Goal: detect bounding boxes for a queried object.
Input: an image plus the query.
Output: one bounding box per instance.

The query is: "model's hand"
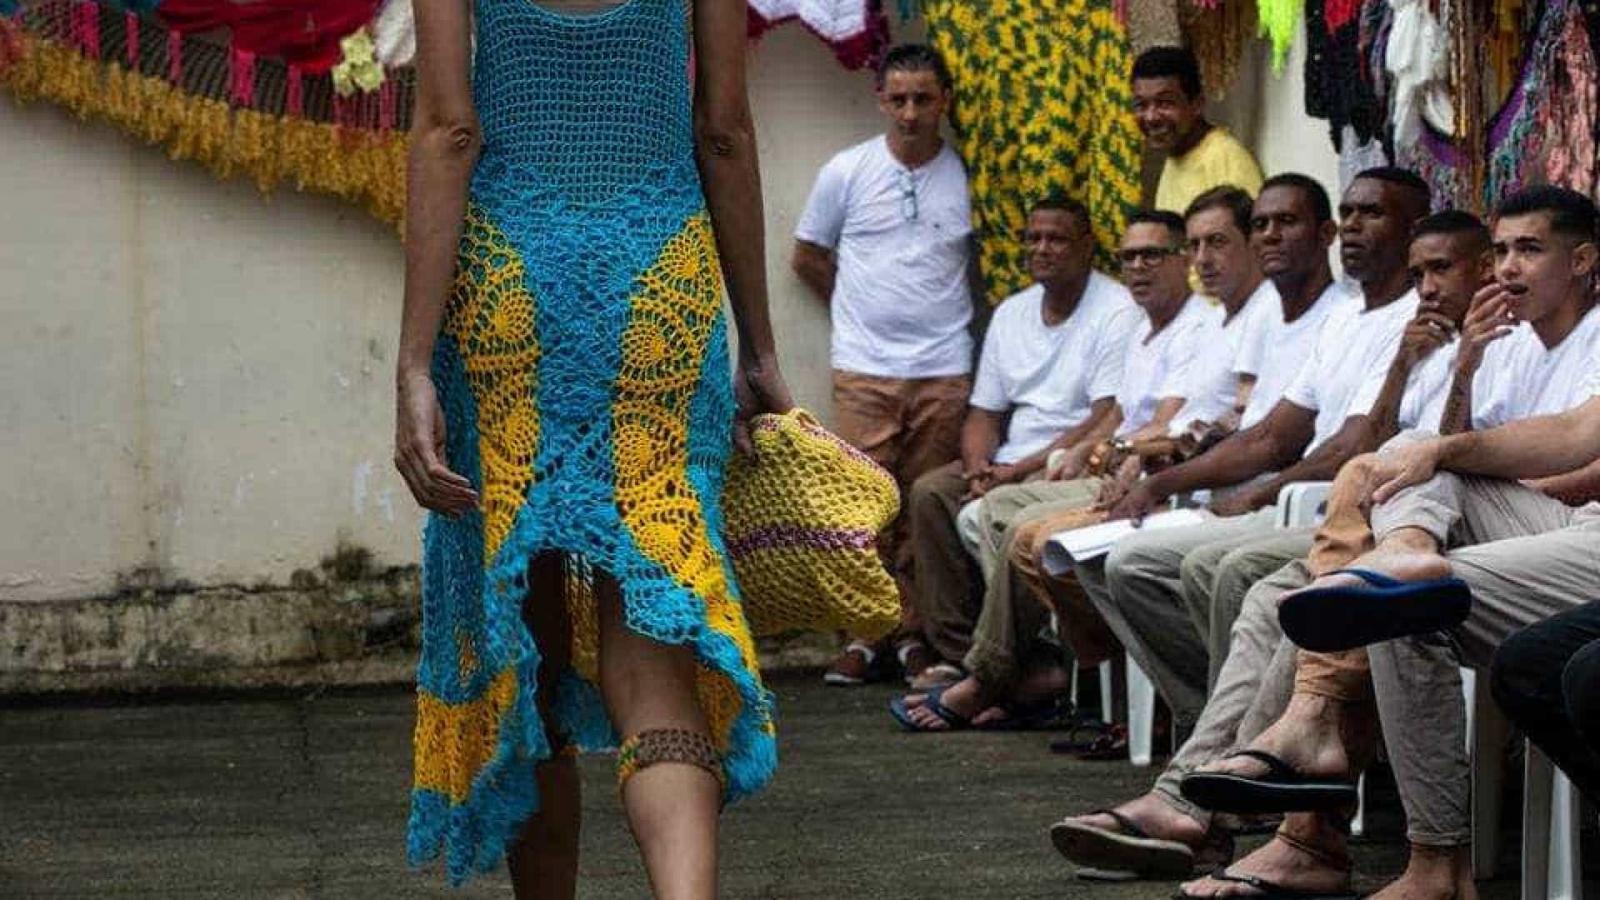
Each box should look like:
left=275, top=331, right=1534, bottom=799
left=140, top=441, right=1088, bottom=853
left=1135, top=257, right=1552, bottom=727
left=395, top=371, right=479, bottom=515
left=734, top=354, right=794, bottom=454
left=1370, top=440, right=1445, bottom=504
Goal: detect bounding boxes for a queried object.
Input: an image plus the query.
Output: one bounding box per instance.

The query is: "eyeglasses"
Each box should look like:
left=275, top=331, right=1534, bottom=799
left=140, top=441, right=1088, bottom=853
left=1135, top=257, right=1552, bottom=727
left=1116, top=245, right=1185, bottom=268
left=896, top=169, right=919, bottom=222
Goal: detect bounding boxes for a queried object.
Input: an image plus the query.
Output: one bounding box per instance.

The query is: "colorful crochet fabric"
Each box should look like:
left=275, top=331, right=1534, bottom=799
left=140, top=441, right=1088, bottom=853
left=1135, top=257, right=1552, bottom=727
left=410, top=0, right=775, bottom=885
left=723, top=410, right=901, bottom=639
left=921, top=0, right=1142, bottom=301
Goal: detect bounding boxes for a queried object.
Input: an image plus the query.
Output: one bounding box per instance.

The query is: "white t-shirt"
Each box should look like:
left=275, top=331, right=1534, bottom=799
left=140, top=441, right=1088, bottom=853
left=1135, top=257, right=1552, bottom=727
left=795, top=136, right=975, bottom=378
left=1391, top=340, right=1460, bottom=433
left=1116, top=298, right=1213, bottom=436
left=1234, top=281, right=1356, bottom=430
left=1284, top=289, right=1421, bottom=453
left=1168, top=279, right=1278, bottom=432
left=971, top=274, right=1139, bottom=464
left=1473, top=304, right=1600, bottom=428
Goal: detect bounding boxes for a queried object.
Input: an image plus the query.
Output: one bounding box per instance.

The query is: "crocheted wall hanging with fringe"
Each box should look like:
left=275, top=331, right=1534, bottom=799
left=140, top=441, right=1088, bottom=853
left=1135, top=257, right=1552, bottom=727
left=0, top=0, right=890, bottom=231
left=747, top=0, right=891, bottom=69
left=0, top=0, right=410, bottom=226
left=921, top=0, right=1142, bottom=302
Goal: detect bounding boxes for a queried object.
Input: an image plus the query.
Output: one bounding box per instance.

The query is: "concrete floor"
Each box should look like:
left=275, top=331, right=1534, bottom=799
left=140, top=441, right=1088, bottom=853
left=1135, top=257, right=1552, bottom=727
left=0, top=671, right=1584, bottom=899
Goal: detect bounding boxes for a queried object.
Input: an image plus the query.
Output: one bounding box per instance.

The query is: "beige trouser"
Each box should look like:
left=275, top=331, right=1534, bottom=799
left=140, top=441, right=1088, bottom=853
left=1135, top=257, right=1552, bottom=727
left=1178, top=526, right=1318, bottom=690
left=832, top=370, right=970, bottom=633
left=1365, top=463, right=1600, bottom=845
left=1153, top=561, right=1311, bottom=823
left=957, top=477, right=1105, bottom=579
left=960, top=479, right=1108, bottom=687
left=1074, top=508, right=1279, bottom=728
left=917, top=477, right=1103, bottom=683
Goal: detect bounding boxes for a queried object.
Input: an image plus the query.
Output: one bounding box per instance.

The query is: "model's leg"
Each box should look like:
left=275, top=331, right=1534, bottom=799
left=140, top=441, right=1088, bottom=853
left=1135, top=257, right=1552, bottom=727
left=597, top=574, right=722, bottom=900
left=507, top=553, right=582, bottom=900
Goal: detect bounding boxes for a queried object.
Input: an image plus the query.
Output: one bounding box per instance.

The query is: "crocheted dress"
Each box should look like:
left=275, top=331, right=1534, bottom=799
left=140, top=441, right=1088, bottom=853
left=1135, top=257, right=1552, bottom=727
left=408, top=0, right=776, bottom=884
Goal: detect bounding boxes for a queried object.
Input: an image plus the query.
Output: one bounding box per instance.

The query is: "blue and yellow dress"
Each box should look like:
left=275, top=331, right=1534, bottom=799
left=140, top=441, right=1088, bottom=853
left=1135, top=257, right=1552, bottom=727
left=407, top=0, right=776, bottom=884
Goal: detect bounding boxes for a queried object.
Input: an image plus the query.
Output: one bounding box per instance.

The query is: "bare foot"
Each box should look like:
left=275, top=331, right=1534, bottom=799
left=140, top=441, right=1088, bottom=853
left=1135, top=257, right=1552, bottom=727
left=1280, top=548, right=1452, bottom=608
left=1195, top=693, right=1373, bottom=783
left=1065, top=791, right=1209, bottom=848
left=1177, top=824, right=1348, bottom=897
left=900, top=675, right=986, bottom=730
left=970, top=665, right=1070, bottom=727
left=1367, top=845, right=1475, bottom=900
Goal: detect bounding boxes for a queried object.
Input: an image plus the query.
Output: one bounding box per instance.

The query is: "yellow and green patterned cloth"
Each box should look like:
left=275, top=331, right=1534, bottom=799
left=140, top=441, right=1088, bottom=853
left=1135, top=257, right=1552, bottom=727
left=922, top=0, right=1143, bottom=301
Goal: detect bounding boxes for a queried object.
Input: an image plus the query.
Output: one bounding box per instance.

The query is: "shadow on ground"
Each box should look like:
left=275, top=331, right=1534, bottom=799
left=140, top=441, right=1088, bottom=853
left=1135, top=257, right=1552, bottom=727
left=1, top=670, right=1588, bottom=898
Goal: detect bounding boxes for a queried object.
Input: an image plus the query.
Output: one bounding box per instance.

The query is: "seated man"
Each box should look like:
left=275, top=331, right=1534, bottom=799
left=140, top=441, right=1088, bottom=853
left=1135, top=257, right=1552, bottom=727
left=1067, top=168, right=1428, bottom=732
left=1491, top=599, right=1600, bottom=800
left=891, top=210, right=1212, bottom=730
left=951, top=185, right=1273, bottom=697
left=1043, top=209, right=1493, bottom=882
left=1176, top=186, right=1600, bottom=899
left=903, top=193, right=1136, bottom=692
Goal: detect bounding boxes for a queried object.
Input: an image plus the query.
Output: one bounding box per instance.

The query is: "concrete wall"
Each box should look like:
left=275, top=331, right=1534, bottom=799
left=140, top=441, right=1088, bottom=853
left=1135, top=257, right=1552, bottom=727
left=0, top=25, right=887, bottom=607
left=0, top=23, right=1337, bottom=611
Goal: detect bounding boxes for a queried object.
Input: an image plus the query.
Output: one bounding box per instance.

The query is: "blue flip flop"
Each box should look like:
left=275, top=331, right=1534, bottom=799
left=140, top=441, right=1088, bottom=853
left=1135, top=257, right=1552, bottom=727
left=888, top=685, right=972, bottom=732
left=1279, top=567, right=1471, bottom=652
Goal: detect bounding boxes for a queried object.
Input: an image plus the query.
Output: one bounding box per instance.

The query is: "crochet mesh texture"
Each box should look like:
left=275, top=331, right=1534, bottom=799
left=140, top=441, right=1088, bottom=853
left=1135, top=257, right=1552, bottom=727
left=408, top=0, right=775, bottom=886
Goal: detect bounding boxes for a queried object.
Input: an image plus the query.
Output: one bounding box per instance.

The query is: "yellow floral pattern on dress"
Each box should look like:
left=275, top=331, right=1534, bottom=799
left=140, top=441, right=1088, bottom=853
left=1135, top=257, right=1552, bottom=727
left=442, top=205, right=541, bottom=564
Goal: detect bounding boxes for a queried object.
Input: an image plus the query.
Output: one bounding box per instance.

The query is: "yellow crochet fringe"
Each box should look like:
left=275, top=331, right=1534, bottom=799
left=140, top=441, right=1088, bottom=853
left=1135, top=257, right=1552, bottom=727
left=0, top=28, right=407, bottom=227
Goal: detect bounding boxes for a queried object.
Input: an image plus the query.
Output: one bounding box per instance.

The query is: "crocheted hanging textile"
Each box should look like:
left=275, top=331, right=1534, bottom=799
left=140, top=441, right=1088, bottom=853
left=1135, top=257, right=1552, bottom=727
left=0, top=0, right=408, bottom=224
left=1303, top=0, right=1389, bottom=149
left=746, top=0, right=890, bottom=69
left=922, top=0, right=1142, bottom=300
left=1394, top=0, right=1586, bottom=209
left=1257, top=0, right=1305, bottom=69
left=411, top=0, right=775, bottom=885
left=1179, top=0, right=1258, bottom=99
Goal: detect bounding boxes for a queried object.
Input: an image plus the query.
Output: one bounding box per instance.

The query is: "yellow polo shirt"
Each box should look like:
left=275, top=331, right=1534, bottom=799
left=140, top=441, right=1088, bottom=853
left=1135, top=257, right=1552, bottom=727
left=1154, top=127, right=1264, bottom=214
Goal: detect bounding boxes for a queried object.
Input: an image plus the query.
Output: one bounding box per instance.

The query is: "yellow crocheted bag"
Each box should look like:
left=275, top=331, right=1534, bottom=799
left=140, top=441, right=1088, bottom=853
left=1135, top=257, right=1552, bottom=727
left=723, top=409, right=901, bottom=639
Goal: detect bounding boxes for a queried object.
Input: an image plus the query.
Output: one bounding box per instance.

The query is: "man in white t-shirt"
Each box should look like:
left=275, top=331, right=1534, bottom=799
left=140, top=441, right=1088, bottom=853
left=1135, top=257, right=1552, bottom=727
left=902, top=195, right=1137, bottom=692
left=792, top=44, right=976, bottom=686
left=1048, top=208, right=1500, bottom=882
left=1165, top=185, right=1600, bottom=900
left=892, top=211, right=1203, bottom=729
left=1074, top=169, right=1431, bottom=732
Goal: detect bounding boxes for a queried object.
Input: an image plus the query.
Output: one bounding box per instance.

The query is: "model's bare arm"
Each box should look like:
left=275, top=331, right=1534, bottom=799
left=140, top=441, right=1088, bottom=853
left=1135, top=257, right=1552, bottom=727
left=394, top=0, right=479, bottom=514
left=694, top=0, right=791, bottom=421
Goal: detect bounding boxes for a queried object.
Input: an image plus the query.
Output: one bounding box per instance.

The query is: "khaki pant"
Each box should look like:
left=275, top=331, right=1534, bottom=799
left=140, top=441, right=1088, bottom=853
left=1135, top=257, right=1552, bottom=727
left=958, top=479, right=1108, bottom=687
left=1153, top=561, right=1310, bottom=823
left=832, top=370, right=969, bottom=631
left=1365, top=462, right=1600, bottom=845
left=1074, top=508, right=1279, bottom=727
left=1012, top=504, right=1122, bottom=666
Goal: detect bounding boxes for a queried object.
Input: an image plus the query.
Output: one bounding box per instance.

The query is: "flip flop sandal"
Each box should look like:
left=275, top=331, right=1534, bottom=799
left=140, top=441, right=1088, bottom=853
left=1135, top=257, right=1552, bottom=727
left=1173, top=868, right=1358, bottom=899
left=1049, top=809, right=1198, bottom=879
left=1179, top=749, right=1358, bottom=814
left=888, top=684, right=972, bottom=732
left=1049, top=718, right=1115, bottom=754
left=975, top=694, right=1073, bottom=732
left=1278, top=567, right=1471, bottom=652
left=1070, top=724, right=1133, bottom=761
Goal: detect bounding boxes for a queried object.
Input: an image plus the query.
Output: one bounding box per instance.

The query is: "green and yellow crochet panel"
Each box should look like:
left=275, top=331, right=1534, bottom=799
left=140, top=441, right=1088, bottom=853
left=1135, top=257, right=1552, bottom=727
left=923, top=0, right=1142, bottom=302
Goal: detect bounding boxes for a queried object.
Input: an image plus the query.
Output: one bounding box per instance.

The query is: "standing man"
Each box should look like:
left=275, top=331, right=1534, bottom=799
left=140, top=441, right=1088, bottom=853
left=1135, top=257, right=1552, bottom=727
left=1132, top=46, right=1263, bottom=214
left=793, top=44, right=977, bottom=685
